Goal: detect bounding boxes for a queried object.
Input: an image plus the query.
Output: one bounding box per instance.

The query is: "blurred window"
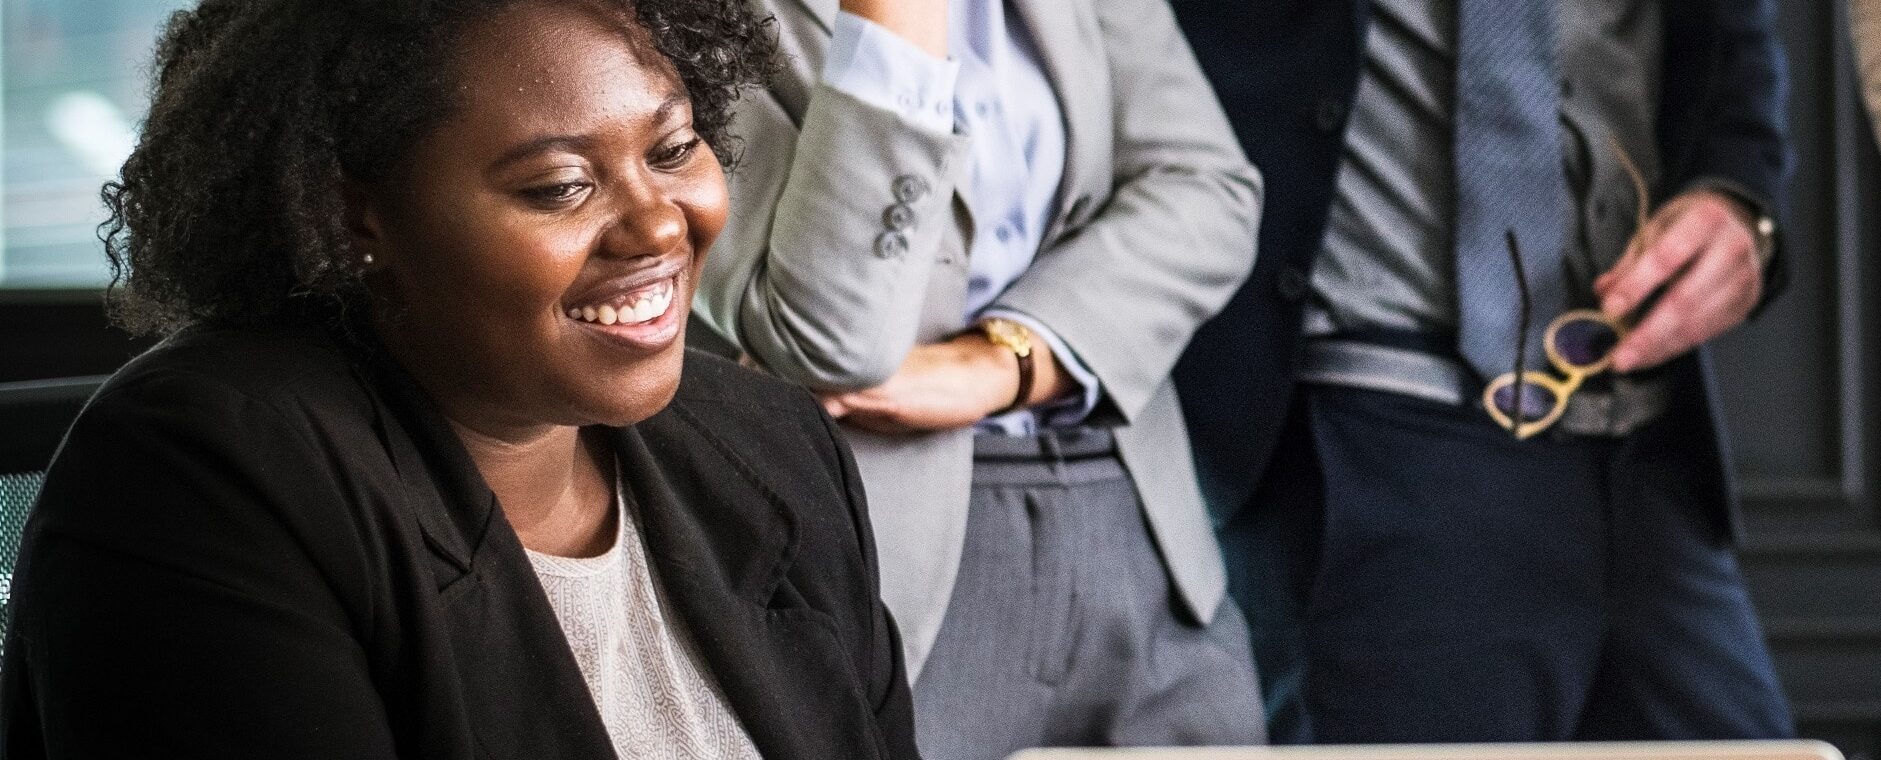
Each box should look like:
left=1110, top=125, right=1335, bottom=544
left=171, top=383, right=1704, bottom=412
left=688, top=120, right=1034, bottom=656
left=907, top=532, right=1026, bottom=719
left=3, top=0, right=192, bottom=289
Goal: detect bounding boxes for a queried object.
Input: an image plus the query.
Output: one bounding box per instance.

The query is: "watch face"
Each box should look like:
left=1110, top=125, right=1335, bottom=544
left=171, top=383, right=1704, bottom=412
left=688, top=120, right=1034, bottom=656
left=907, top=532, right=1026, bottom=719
left=985, top=319, right=1032, bottom=355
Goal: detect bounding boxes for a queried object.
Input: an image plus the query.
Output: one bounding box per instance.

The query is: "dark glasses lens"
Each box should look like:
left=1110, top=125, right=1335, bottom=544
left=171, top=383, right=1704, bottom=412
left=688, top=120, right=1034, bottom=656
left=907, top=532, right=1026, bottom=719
left=1550, top=315, right=1621, bottom=369
left=1491, top=380, right=1557, bottom=424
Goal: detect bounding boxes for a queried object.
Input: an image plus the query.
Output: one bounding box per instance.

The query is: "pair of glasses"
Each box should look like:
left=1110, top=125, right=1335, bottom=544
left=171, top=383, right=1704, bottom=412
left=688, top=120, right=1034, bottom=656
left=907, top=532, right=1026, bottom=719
left=1482, top=307, right=1630, bottom=439
left=1481, top=135, right=1648, bottom=440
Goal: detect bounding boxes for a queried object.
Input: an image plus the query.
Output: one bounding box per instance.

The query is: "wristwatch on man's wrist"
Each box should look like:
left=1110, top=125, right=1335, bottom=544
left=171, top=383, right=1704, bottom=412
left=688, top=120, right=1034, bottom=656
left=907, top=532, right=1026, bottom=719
left=978, top=318, right=1034, bottom=416
left=1750, top=213, right=1778, bottom=266
left=1705, top=185, right=1778, bottom=266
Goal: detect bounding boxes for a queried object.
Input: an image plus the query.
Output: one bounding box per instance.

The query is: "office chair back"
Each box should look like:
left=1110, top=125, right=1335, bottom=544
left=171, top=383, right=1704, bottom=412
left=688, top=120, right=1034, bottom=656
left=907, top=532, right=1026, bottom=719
left=0, top=375, right=108, bottom=653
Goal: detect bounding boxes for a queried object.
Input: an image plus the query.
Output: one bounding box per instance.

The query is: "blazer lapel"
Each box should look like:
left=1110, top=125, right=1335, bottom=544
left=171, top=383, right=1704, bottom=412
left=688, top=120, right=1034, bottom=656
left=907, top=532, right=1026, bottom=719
left=365, top=354, right=617, bottom=759
left=620, top=403, right=887, bottom=760
left=361, top=356, right=483, bottom=573
left=1011, top=0, right=1110, bottom=246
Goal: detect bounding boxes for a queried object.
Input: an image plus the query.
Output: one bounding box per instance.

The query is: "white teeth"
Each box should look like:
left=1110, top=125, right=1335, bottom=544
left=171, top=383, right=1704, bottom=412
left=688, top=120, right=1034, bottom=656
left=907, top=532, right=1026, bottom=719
left=616, top=284, right=671, bottom=324
left=567, top=278, right=676, bottom=325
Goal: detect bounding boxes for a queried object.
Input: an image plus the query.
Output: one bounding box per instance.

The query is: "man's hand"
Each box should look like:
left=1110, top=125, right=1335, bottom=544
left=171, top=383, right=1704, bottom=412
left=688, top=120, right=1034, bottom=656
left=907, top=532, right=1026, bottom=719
left=1593, top=189, right=1766, bottom=372
left=821, top=332, right=1072, bottom=435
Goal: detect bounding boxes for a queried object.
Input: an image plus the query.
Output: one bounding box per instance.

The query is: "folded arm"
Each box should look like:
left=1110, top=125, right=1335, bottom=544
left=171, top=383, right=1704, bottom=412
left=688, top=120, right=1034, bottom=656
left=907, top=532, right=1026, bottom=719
left=693, top=4, right=968, bottom=392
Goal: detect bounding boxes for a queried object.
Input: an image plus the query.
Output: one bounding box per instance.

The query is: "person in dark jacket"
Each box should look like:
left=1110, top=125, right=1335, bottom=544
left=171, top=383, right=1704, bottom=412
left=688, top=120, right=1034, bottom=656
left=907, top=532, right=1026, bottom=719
left=1170, top=0, right=1795, bottom=745
left=0, top=0, right=920, bottom=757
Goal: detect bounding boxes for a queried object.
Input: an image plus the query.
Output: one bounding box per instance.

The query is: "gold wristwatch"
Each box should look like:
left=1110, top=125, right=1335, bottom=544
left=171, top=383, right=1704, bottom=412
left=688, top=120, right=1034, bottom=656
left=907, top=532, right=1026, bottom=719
left=979, top=318, right=1034, bottom=416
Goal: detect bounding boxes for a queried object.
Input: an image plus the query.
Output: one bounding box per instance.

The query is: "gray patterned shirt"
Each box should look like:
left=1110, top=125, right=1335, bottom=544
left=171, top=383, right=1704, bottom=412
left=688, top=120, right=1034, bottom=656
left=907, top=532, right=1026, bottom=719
left=1303, top=0, right=1672, bottom=436
left=1306, top=0, right=1664, bottom=338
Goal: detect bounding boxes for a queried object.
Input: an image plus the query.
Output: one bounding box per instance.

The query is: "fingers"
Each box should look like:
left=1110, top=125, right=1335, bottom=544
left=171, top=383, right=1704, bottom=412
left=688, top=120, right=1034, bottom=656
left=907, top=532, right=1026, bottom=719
left=826, top=391, right=926, bottom=435
left=1595, top=199, right=1715, bottom=319
left=841, top=412, right=920, bottom=436
left=1610, top=234, right=1762, bottom=372
left=1592, top=216, right=1663, bottom=316
left=822, top=387, right=897, bottom=421
left=820, top=339, right=1025, bottom=432
left=820, top=394, right=849, bottom=419
left=1596, top=191, right=1761, bottom=320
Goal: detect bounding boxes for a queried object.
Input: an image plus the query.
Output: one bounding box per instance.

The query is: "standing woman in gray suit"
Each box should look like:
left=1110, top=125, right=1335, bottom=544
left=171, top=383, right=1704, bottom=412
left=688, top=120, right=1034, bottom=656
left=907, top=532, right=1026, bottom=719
left=693, top=0, right=1267, bottom=756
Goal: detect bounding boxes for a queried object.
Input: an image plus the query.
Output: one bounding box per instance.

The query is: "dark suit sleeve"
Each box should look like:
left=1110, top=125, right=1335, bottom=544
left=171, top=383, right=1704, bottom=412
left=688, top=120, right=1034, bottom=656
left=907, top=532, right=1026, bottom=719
left=1661, top=0, right=1792, bottom=305
left=815, top=406, right=921, bottom=759
left=4, top=373, right=397, bottom=759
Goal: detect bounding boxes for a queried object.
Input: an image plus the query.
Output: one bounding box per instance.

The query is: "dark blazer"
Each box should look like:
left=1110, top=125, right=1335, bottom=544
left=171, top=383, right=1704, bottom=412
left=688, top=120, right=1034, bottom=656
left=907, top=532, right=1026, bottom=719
left=1169, top=0, right=1792, bottom=530
left=0, top=325, right=919, bottom=759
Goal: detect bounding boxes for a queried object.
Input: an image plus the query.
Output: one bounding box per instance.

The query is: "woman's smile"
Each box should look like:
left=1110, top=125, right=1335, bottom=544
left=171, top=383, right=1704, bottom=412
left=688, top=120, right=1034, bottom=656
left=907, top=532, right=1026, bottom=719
left=564, top=269, right=686, bottom=352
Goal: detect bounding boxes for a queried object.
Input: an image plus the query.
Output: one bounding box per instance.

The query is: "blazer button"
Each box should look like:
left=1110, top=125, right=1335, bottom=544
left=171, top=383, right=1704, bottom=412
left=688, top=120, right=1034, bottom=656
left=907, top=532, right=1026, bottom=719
left=1276, top=266, right=1309, bottom=301
left=883, top=203, right=916, bottom=231
left=1315, top=98, right=1347, bottom=133
left=875, top=231, right=910, bottom=259
left=893, top=175, right=931, bottom=203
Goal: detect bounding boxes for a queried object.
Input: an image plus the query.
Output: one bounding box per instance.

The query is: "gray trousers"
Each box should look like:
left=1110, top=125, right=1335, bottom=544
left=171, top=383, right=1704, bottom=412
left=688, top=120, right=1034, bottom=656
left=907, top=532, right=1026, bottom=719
left=912, top=428, right=1266, bottom=760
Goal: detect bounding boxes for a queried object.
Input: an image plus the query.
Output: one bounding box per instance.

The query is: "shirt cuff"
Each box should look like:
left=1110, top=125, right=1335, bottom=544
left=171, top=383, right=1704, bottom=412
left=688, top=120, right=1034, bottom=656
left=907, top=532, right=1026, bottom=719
left=981, top=308, right=1103, bottom=427
left=822, top=11, right=958, bottom=135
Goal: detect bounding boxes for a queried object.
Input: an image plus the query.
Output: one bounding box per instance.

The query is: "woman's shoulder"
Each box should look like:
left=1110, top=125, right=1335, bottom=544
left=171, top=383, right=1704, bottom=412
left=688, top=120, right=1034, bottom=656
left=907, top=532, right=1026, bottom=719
left=654, top=352, right=879, bottom=599
left=95, top=323, right=367, bottom=417
left=671, top=348, right=827, bottom=420
left=29, top=324, right=385, bottom=591
left=44, top=324, right=384, bottom=530
left=663, top=348, right=853, bottom=492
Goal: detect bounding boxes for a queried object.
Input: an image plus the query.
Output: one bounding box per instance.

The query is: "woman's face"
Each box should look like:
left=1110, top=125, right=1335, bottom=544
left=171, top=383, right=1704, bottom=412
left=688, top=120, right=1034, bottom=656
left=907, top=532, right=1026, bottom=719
left=358, top=0, right=726, bottom=434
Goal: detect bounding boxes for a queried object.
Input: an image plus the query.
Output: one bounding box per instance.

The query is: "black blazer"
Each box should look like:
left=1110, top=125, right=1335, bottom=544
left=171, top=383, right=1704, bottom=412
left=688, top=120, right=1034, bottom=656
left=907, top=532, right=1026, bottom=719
left=1168, top=0, right=1792, bottom=532
left=0, top=325, right=919, bottom=759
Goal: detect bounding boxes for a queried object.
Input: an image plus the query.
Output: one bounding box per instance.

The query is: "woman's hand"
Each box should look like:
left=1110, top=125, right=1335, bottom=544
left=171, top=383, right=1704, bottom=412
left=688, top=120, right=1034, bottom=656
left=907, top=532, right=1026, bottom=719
left=839, top=0, right=948, bottom=58
left=821, top=331, right=1074, bottom=435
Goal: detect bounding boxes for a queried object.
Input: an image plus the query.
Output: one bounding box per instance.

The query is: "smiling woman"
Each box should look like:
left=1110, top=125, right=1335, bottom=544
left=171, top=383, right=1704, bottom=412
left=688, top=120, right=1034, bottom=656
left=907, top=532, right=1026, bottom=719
left=0, top=1, right=920, bottom=758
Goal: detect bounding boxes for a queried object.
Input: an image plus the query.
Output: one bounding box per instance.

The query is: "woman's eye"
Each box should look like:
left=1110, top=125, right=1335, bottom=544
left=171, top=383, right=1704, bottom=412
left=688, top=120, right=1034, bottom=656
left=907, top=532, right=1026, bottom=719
left=651, top=137, right=703, bottom=170
left=520, top=181, right=591, bottom=206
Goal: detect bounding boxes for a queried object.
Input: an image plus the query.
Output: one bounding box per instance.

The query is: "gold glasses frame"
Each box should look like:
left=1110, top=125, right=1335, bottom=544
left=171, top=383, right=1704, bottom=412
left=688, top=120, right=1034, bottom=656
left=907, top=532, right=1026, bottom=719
left=1481, top=134, right=1648, bottom=440
left=1482, top=308, right=1631, bottom=439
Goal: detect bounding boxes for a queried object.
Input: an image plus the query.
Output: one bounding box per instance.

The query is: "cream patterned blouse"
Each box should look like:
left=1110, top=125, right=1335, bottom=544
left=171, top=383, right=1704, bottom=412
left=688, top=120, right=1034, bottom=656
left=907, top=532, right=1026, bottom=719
left=526, top=479, right=763, bottom=760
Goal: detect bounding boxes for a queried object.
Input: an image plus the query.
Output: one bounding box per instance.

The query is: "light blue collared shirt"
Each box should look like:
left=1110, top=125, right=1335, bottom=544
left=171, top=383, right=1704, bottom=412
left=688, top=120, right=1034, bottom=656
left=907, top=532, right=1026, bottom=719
left=823, top=7, right=1101, bottom=434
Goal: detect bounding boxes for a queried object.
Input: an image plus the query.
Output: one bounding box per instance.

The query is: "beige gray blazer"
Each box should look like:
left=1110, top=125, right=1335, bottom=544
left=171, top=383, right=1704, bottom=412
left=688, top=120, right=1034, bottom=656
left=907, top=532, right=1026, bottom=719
left=692, top=0, right=1262, bottom=679
left=1856, top=0, right=1881, bottom=149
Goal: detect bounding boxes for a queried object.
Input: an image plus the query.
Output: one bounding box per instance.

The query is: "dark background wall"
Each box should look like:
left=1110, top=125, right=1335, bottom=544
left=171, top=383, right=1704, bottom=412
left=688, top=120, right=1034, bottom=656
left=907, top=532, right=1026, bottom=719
left=0, top=0, right=1877, bottom=754
left=1719, top=3, right=1881, bottom=758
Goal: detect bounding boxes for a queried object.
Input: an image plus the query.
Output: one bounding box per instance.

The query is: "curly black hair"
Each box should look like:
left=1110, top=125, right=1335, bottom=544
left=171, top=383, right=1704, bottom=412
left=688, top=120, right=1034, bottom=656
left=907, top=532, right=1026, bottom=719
left=101, top=0, right=776, bottom=336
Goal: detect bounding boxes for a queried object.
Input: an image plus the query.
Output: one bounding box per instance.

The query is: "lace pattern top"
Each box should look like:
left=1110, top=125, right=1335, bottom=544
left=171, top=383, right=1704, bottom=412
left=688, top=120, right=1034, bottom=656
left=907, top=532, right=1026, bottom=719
left=526, top=478, right=763, bottom=760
